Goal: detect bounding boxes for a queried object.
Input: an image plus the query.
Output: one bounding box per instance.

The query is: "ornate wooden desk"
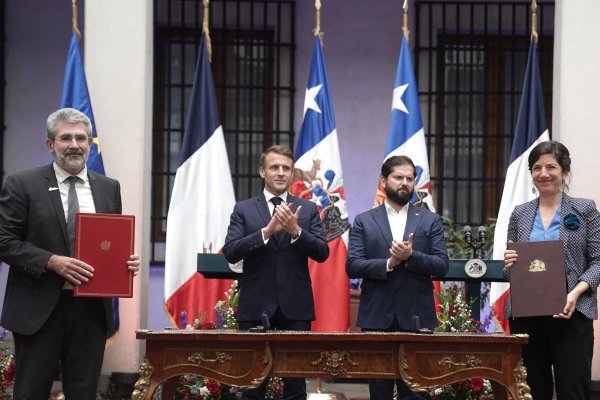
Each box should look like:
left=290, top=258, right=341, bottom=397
left=133, top=330, right=531, bottom=400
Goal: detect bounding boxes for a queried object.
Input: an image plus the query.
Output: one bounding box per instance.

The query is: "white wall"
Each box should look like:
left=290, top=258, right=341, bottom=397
left=84, top=0, right=153, bottom=374
left=553, top=0, right=600, bottom=381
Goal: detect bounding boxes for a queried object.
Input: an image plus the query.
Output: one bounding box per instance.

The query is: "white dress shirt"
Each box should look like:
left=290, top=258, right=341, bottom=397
left=384, top=200, right=409, bottom=271
left=53, top=163, right=96, bottom=221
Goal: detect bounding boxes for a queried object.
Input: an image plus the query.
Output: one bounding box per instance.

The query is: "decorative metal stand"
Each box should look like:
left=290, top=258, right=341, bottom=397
left=462, top=225, right=489, bottom=320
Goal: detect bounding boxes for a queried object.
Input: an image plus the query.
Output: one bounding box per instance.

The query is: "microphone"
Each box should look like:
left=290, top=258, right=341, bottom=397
left=478, top=226, right=488, bottom=244
left=463, top=225, right=473, bottom=244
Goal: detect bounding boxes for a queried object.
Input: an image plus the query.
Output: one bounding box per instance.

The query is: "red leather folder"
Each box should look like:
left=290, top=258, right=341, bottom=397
left=73, top=213, right=135, bottom=298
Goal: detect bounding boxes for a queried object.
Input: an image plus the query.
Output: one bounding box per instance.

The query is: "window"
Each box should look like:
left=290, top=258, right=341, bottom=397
left=152, top=0, right=295, bottom=261
left=415, top=1, right=554, bottom=225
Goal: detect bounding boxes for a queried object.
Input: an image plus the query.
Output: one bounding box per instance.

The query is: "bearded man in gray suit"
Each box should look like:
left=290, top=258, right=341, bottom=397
left=0, top=108, right=140, bottom=399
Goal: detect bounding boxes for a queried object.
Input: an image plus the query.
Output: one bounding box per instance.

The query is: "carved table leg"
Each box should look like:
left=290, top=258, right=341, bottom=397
left=512, top=359, right=532, bottom=400
left=131, top=357, right=154, bottom=400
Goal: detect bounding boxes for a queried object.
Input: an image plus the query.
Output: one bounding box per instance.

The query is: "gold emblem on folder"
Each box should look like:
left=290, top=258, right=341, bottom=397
left=529, top=259, right=546, bottom=272
left=100, top=240, right=112, bottom=252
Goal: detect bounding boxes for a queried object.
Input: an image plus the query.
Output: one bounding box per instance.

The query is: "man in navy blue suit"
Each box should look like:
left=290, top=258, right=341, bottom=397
left=346, top=155, right=449, bottom=400
left=224, top=145, right=329, bottom=400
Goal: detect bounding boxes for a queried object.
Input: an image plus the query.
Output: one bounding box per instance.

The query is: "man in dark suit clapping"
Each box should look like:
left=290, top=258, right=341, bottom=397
left=0, top=108, right=140, bottom=399
left=224, top=145, right=329, bottom=400
left=346, top=155, right=449, bottom=400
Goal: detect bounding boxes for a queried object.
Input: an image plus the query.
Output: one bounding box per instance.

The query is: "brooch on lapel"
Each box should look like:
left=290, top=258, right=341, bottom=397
left=563, top=212, right=580, bottom=231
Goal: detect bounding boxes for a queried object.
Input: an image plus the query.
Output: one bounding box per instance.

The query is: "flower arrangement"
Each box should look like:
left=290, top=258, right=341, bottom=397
left=424, top=283, right=494, bottom=400
left=435, top=283, right=491, bottom=334
left=428, top=377, right=494, bottom=400
left=174, top=281, right=283, bottom=400
left=175, top=375, right=241, bottom=400
left=214, top=281, right=239, bottom=330
left=0, top=329, right=15, bottom=399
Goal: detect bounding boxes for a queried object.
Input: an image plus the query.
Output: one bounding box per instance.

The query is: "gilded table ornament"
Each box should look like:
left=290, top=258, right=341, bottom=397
left=131, top=357, right=153, bottom=400
left=311, top=350, right=358, bottom=376
left=188, top=351, right=232, bottom=365
left=437, top=355, right=482, bottom=369
left=514, top=359, right=533, bottom=400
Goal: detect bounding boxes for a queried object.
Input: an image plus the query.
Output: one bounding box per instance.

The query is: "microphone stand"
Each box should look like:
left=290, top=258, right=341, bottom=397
left=462, top=225, right=488, bottom=320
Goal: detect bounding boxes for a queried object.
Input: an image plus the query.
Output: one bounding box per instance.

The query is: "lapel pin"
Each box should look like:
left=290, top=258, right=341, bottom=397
left=48, top=187, right=59, bottom=191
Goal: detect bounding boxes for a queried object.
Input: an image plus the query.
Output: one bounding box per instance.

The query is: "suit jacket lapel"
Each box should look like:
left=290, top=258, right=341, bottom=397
left=88, top=171, right=105, bottom=213
left=44, top=165, right=70, bottom=250
left=372, top=204, right=393, bottom=247
left=518, top=199, right=538, bottom=242
left=404, top=204, right=423, bottom=240
left=559, top=194, right=572, bottom=250
left=255, top=195, right=271, bottom=226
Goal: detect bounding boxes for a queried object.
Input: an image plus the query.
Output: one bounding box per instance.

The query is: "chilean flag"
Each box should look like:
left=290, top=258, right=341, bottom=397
left=491, top=39, right=550, bottom=333
left=376, top=35, right=434, bottom=211
left=376, top=35, right=441, bottom=311
left=164, top=34, right=235, bottom=327
left=292, top=37, right=350, bottom=332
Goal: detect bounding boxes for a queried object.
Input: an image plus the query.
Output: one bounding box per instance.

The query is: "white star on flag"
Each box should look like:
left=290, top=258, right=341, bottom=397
left=392, top=83, right=409, bottom=114
left=303, top=84, right=323, bottom=117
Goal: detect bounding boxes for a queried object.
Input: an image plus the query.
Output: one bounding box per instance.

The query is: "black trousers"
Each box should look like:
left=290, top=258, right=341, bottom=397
left=363, top=318, right=421, bottom=400
left=238, top=307, right=311, bottom=400
left=509, top=311, right=593, bottom=400
left=12, top=290, right=107, bottom=400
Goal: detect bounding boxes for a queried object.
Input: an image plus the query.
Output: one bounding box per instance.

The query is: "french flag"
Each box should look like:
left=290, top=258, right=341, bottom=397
left=292, top=37, right=350, bottom=332
left=491, top=39, right=550, bottom=333
left=164, top=34, right=235, bottom=327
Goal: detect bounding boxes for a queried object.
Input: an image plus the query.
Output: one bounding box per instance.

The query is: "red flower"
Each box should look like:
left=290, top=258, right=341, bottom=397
left=469, top=377, right=484, bottom=393
left=1, top=360, right=14, bottom=389
left=199, top=321, right=216, bottom=330
left=206, top=379, right=222, bottom=396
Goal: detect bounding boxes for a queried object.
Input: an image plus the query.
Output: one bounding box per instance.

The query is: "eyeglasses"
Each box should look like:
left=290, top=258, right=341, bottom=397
left=54, top=134, right=90, bottom=144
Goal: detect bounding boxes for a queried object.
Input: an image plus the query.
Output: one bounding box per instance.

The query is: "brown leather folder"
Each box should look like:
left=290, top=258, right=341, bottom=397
left=73, top=213, right=135, bottom=298
left=508, top=240, right=566, bottom=318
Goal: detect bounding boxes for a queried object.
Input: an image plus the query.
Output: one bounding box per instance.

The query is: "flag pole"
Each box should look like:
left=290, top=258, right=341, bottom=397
left=71, top=0, right=81, bottom=40
left=313, top=0, right=324, bottom=46
left=402, top=0, right=410, bottom=40
left=531, top=0, right=538, bottom=45
left=202, top=0, right=212, bottom=61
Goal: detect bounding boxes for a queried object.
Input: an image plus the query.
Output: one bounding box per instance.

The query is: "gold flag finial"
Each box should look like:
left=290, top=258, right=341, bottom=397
left=313, top=0, right=324, bottom=46
left=531, top=0, right=538, bottom=45
left=202, top=0, right=212, bottom=61
left=402, top=0, right=410, bottom=39
left=71, top=0, right=81, bottom=40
